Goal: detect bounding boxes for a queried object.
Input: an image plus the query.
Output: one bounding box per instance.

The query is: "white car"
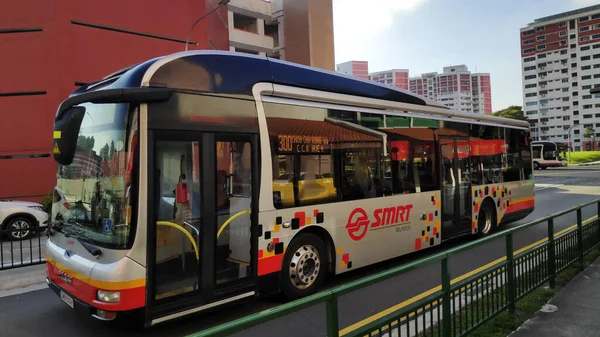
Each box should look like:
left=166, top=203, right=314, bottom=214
left=0, top=200, right=49, bottom=240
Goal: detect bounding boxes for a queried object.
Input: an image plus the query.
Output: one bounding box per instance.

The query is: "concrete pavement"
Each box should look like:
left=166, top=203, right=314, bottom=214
left=510, top=256, right=600, bottom=337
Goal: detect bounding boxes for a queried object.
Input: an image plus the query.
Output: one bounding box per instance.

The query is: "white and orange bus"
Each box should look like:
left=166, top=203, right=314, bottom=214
left=46, top=51, right=535, bottom=326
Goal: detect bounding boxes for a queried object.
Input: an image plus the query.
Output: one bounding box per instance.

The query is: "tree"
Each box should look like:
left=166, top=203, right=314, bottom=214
left=99, top=143, right=110, bottom=159
left=584, top=126, right=596, bottom=151
left=492, top=105, right=527, bottom=121
left=109, top=140, right=115, bottom=159
left=584, top=126, right=595, bottom=138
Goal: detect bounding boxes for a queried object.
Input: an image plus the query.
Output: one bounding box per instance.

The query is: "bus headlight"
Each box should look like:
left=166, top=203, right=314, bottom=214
left=97, top=290, right=121, bottom=303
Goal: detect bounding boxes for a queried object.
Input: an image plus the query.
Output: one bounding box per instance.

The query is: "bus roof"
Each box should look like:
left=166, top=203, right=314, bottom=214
left=71, top=51, right=529, bottom=129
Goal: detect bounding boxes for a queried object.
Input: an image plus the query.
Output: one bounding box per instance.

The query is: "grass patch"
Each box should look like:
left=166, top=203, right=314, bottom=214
left=568, top=151, right=600, bottom=164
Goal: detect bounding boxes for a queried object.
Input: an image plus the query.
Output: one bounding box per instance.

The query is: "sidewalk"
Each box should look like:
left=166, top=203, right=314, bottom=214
left=574, top=160, right=600, bottom=166
left=0, top=264, right=46, bottom=298
left=509, top=256, right=600, bottom=337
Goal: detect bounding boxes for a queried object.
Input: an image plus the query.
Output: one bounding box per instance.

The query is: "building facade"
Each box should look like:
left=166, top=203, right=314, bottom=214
left=0, top=0, right=229, bottom=202
left=227, top=0, right=335, bottom=70
left=520, top=4, right=600, bottom=151
left=369, top=69, right=409, bottom=90
left=408, top=65, right=492, bottom=114
left=336, top=60, right=369, bottom=79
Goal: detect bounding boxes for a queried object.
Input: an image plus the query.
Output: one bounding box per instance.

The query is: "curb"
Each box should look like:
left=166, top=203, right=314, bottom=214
left=0, top=264, right=46, bottom=296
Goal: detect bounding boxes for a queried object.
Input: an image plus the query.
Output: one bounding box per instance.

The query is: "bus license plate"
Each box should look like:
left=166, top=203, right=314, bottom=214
left=60, top=291, right=74, bottom=309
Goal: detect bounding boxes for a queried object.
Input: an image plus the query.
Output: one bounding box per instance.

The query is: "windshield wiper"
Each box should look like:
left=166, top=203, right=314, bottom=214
left=63, top=232, right=102, bottom=257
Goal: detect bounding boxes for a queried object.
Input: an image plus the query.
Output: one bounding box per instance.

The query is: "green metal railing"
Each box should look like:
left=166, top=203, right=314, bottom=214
left=186, top=199, right=600, bottom=337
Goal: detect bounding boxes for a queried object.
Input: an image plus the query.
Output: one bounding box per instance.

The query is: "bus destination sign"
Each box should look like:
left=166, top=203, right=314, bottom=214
left=278, top=135, right=330, bottom=153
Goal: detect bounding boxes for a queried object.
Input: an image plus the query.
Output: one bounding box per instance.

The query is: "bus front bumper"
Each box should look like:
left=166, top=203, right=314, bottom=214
left=46, top=277, right=117, bottom=321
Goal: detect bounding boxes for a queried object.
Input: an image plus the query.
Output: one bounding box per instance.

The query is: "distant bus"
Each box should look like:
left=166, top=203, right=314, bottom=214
left=532, top=141, right=568, bottom=169
left=46, top=50, right=535, bottom=327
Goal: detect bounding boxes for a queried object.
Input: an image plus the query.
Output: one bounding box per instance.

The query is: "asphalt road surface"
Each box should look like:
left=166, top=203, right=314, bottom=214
left=1, top=167, right=600, bottom=337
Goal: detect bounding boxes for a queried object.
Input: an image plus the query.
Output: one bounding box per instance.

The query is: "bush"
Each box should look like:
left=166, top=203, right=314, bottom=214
left=39, top=193, right=53, bottom=214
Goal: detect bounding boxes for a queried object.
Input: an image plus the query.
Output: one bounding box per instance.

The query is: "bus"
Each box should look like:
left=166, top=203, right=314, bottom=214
left=531, top=141, right=568, bottom=169
left=46, top=50, right=535, bottom=326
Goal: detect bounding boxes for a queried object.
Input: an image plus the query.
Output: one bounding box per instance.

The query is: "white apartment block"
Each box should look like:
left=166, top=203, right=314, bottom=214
left=521, top=4, right=600, bottom=150
left=408, top=65, right=492, bottom=114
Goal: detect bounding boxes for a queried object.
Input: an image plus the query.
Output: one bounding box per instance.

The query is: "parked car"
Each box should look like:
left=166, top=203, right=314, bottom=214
left=0, top=200, right=49, bottom=240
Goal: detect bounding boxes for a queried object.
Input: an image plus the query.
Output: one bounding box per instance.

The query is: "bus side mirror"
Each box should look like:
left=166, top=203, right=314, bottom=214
left=53, top=106, right=86, bottom=166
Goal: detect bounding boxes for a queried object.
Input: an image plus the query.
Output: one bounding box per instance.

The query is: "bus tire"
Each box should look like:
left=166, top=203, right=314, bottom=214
left=280, top=233, right=327, bottom=300
left=477, top=199, right=497, bottom=237
left=533, top=161, right=540, bottom=170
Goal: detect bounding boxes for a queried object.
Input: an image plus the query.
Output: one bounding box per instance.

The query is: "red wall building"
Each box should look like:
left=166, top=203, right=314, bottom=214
left=0, top=0, right=229, bottom=201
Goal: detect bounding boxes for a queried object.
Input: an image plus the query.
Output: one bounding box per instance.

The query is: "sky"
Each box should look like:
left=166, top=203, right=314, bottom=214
left=332, top=0, right=599, bottom=112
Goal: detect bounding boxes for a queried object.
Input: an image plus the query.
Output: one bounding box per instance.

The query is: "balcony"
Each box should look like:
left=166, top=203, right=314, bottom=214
left=230, top=28, right=274, bottom=51
left=229, top=0, right=272, bottom=16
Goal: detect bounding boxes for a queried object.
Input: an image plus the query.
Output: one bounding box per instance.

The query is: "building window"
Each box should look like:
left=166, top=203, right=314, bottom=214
left=560, top=31, right=567, bottom=37
left=580, top=26, right=590, bottom=32
left=582, top=46, right=591, bottom=51
left=525, top=75, right=537, bottom=80
left=582, top=75, right=592, bottom=80
left=581, top=55, right=591, bottom=61
left=580, top=16, right=589, bottom=22
left=524, top=56, right=536, bottom=62
left=522, top=29, right=535, bottom=36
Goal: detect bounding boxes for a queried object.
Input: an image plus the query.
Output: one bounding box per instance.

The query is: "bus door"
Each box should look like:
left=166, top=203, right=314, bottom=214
left=147, top=131, right=258, bottom=324
left=440, top=137, right=472, bottom=239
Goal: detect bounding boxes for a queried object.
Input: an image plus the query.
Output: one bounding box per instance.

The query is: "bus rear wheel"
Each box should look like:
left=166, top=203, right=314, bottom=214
left=280, top=233, right=327, bottom=300
left=478, top=200, right=497, bottom=237
left=533, top=161, right=540, bottom=170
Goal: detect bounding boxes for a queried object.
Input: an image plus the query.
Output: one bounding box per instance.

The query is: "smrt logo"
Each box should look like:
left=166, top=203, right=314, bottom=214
left=345, top=204, right=413, bottom=241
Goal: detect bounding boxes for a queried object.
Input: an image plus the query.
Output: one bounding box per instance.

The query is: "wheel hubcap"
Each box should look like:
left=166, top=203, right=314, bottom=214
left=481, top=208, right=492, bottom=234
left=10, top=221, right=30, bottom=239
left=288, top=245, right=320, bottom=290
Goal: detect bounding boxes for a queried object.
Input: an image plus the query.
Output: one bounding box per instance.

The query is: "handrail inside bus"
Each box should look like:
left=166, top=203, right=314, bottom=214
left=156, top=221, right=199, bottom=261
left=217, top=210, right=251, bottom=239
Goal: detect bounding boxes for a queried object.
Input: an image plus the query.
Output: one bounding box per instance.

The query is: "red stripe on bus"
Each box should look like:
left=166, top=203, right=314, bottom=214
left=47, top=261, right=145, bottom=311
left=505, top=198, right=535, bottom=214
left=257, top=255, right=285, bottom=276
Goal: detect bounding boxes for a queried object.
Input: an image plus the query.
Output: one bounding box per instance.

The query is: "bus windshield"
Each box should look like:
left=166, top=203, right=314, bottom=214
left=54, top=102, right=138, bottom=249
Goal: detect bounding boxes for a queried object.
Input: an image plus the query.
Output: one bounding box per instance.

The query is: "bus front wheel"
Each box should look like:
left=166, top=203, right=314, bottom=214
left=280, top=233, right=327, bottom=300
left=533, top=161, right=540, bottom=170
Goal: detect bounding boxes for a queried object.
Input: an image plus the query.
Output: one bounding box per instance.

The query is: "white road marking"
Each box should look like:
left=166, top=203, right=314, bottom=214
left=534, top=183, right=564, bottom=191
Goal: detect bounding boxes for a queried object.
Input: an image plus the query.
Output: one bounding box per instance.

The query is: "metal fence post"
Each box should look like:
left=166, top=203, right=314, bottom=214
left=577, top=208, right=584, bottom=263
left=597, top=201, right=600, bottom=250
left=548, top=218, right=556, bottom=289
left=506, top=233, right=516, bottom=313
left=326, top=294, right=339, bottom=337
left=442, top=257, right=451, bottom=337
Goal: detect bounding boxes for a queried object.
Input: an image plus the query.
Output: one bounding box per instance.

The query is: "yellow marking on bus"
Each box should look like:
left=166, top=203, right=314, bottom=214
left=339, top=215, right=596, bottom=336
left=46, top=256, right=146, bottom=290
left=53, top=143, right=60, bottom=154
left=338, top=247, right=343, bottom=255
left=53, top=131, right=61, bottom=139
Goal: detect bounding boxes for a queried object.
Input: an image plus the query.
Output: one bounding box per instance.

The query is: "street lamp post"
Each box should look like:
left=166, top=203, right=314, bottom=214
left=184, top=0, right=231, bottom=51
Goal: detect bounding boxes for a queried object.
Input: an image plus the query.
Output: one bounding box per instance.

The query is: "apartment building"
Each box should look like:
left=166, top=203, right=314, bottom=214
left=520, top=4, right=600, bottom=151
left=336, top=61, right=369, bottom=79
left=228, top=0, right=335, bottom=70
left=369, top=69, right=409, bottom=90
left=408, top=65, right=492, bottom=114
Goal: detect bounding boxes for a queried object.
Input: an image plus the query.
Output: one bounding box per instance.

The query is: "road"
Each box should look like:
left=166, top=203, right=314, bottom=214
left=1, top=167, right=600, bottom=337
